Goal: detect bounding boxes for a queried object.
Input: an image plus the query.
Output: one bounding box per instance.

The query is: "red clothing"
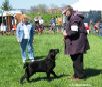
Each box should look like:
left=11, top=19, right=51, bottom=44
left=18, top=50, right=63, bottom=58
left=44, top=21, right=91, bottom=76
left=84, top=23, right=89, bottom=30
left=85, top=26, right=89, bottom=30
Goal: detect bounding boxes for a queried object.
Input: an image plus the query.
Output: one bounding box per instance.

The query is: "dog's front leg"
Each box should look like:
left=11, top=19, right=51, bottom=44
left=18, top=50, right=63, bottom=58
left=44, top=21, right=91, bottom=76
left=26, top=72, right=31, bottom=82
left=26, top=68, right=31, bottom=82
left=24, top=69, right=30, bottom=83
left=26, top=76, right=30, bottom=82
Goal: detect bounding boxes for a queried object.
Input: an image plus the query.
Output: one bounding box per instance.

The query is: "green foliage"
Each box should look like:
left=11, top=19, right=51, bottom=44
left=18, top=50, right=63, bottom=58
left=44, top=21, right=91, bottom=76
left=1, top=0, right=12, bottom=11
left=27, top=12, right=62, bottom=25
left=0, top=33, right=102, bottom=87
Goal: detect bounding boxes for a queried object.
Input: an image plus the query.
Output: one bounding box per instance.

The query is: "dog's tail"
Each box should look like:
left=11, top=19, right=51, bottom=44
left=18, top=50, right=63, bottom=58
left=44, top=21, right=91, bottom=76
left=23, top=62, right=29, bottom=69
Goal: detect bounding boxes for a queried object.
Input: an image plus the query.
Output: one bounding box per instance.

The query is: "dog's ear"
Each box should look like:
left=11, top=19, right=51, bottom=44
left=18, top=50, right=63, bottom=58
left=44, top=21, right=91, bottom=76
left=49, top=49, right=59, bottom=54
left=49, top=49, right=54, bottom=53
left=55, top=49, right=59, bottom=53
left=23, top=62, right=29, bottom=69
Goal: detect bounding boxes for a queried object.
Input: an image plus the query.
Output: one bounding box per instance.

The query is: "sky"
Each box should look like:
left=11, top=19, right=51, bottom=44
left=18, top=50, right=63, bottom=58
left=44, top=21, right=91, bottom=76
left=0, top=0, right=78, bottom=9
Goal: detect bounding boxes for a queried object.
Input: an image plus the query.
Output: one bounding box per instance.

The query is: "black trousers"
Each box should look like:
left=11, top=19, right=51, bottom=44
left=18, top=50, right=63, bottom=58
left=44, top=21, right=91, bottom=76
left=71, top=53, right=85, bottom=78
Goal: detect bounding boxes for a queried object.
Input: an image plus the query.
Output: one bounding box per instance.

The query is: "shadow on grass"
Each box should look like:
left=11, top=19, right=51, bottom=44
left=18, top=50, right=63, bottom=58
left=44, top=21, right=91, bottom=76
left=30, top=74, right=69, bottom=83
left=85, top=68, right=102, bottom=78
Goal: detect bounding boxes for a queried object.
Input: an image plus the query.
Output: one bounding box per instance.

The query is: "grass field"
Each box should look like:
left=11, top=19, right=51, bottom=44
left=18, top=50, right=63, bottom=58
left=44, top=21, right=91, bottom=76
left=0, top=33, right=102, bottom=87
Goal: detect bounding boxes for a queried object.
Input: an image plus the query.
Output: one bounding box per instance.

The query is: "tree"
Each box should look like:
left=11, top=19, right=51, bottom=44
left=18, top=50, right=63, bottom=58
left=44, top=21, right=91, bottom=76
left=1, top=0, right=12, bottom=11
left=30, top=6, right=38, bottom=12
left=30, top=4, right=47, bottom=13
left=37, top=4, right=47, bottom=13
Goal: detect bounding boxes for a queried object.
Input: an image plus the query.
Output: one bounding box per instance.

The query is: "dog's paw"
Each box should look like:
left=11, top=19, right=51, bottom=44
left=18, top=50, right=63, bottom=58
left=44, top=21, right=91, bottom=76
left=27, top=79, right=30, bottom=83
left=20, top=79, right=23, bottom=84
left=47, top=78, right=52, bottom=82
left=54, top=75, right=58, bottom=78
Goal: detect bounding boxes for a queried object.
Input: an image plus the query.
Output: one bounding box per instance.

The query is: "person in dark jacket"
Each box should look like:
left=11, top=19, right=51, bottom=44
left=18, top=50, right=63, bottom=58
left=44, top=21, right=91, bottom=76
left=63, top=5, right=90, bottom=79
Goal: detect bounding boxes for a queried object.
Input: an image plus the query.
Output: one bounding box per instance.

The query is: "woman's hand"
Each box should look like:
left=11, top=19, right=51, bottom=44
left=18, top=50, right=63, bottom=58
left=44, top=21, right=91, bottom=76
left=17, top=38, right=20, bottom=42
left=63, top=30, right=67, bottom=36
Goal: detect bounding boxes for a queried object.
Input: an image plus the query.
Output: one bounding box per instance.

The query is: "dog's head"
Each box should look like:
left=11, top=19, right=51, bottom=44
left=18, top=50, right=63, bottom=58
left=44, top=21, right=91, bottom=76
left=47, top=49, right=59, bottom=60
left=49, top=49, right=59, bottom=54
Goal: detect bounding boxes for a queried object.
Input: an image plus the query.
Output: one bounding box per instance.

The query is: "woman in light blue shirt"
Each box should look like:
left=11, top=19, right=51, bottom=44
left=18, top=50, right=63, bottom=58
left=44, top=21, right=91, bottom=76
left=16, top=14, right=34, bottom=63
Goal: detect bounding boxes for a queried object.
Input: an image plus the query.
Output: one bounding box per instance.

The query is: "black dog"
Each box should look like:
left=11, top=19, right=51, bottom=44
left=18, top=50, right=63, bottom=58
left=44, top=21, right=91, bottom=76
left=20, top=49, right=59, bottom=84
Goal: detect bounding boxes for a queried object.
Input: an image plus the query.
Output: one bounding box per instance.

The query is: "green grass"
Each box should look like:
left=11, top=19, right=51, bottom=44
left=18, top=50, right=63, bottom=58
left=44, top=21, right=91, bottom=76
left=0, top=33, right=102, bottom=87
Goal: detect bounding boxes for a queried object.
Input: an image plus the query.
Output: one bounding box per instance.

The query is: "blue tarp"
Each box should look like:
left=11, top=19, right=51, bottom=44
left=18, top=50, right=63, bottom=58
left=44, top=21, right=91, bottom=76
left=82, top=11, right=101, bottom=23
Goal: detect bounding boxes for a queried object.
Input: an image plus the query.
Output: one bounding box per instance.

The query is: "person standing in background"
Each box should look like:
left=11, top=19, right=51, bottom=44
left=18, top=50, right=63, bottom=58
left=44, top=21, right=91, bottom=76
left=50, top=17, right=56, bottom=32
left=0, top=23, right=7, bottom=35
left=16, top=14, right=34, bottom=63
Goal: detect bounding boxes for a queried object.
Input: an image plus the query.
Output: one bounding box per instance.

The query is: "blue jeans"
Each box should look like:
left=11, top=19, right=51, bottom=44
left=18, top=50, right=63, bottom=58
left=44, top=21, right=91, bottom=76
left=20, top=39, right=34, bottom=62
left=99, top=29, right=102, bottom=36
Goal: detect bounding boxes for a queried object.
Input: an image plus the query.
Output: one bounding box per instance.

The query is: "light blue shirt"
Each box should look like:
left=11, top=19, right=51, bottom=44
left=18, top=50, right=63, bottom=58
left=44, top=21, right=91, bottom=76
left=16, top=22, right=34, bottom=42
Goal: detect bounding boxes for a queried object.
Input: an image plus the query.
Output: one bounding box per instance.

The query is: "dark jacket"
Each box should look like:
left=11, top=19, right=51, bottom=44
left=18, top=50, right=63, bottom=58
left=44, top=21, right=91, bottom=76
left=64, top=12, right=90, bottom=55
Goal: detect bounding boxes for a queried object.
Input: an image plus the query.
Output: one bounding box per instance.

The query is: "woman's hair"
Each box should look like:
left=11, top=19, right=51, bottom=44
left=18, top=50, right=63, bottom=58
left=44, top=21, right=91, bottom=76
left=62, top=5, right=73, bottom=14
left=66, top=5, right=73, bottom=12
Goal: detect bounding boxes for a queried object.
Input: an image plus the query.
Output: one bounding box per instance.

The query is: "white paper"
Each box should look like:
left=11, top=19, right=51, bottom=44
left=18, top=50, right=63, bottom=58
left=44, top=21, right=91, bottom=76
left=71, top=25, right=78, bottom=31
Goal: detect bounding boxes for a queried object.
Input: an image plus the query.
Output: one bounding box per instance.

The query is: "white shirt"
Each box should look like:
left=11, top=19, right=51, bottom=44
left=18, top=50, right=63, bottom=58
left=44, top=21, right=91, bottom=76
left=71, top=25, right=78, bottom=32
left=39, top=19, right=44, bottom=25
left=23, top=24, right=29, bottom=39
left=0, top=25, right=6, bottom=31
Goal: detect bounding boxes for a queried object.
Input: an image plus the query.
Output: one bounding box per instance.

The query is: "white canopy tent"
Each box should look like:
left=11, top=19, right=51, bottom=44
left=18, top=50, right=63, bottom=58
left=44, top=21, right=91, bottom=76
left=72, top=0, right=102, bottom=11
left=0, top=10, right=22, bottom=16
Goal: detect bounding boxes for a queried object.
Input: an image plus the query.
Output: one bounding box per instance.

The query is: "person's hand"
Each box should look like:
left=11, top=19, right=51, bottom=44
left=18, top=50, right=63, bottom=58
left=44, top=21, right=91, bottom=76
left=17, top=38, right=20, bottom=42
left=63, top=30, right=67, bottom=36
left=33, top=39, right=34, bottom=43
